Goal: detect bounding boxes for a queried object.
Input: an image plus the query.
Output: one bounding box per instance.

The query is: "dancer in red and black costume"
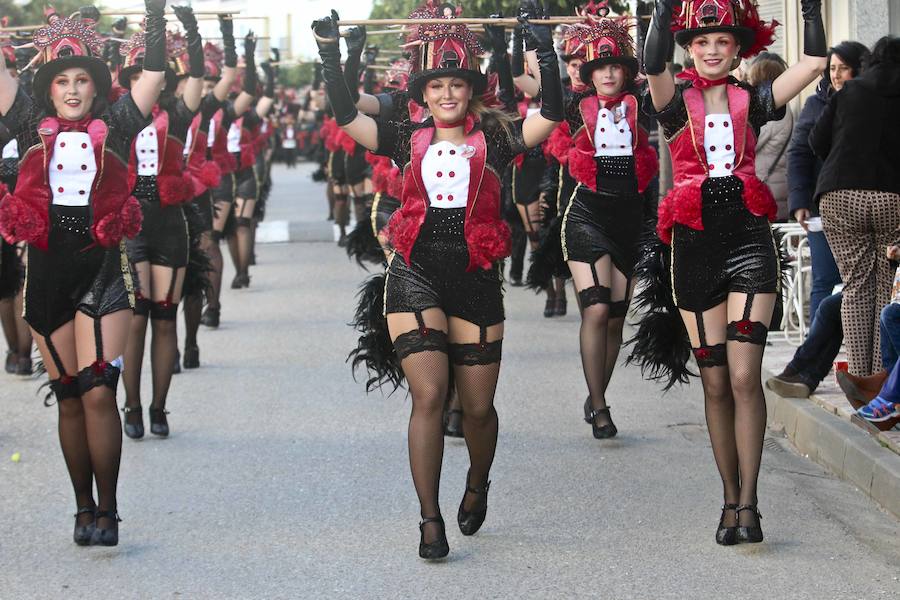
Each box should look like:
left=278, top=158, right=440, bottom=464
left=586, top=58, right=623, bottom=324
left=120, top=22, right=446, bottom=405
left=635, top=0, right=827, bottom=545
left=181, top=19, right=239, bottom=366
left=0, top=40, right=33, bottom=377
left=554, top=15, right=659, bottom=439
left=200, top=32, right=261, bottom=325
left=0, top=1, right=169, bottom=546
left=118, top=6, right=208, bottom=440
left=318, top=4, right=564, bottom=559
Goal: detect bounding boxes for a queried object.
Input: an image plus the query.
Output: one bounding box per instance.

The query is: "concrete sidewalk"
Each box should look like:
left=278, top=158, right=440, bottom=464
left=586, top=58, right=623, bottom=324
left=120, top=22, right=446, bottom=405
left=762, top=341, right=900, bottom=520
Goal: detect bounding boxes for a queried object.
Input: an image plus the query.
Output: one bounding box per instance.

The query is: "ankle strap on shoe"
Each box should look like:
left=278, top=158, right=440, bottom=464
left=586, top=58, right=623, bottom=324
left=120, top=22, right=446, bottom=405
left=95, top=510, right=122, bottom=523
left=74, top=507, right=96, bottom=517
left=720, top=503, right=738, bottom=511
left=121, top=406, right=141, bottom=414
left=419, top=516, right=444, bottom=527
left=736, top=505, right=762, bottom=519
left=466, top=480, right=491, bottom=495
left=587, top=406, right=611, bottom=421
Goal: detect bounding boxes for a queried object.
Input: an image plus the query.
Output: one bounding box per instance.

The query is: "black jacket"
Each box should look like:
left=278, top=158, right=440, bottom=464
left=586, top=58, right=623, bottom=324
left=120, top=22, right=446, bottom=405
left=787, top=77, right=829, bottom=216
left=810, top=63, right=900, bottom=201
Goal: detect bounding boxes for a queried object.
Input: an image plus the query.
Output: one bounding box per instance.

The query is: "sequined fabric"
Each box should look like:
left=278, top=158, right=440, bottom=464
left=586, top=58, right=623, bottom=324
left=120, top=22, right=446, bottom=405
left=25, top=206, right=132, bottom=336
left=563, top=186, right=643, bottom=276
left=385, top=207, right=504, bottom=327
left=595, top=155, right=638, bottom=195
left=671, top=176, right=779, bottom=312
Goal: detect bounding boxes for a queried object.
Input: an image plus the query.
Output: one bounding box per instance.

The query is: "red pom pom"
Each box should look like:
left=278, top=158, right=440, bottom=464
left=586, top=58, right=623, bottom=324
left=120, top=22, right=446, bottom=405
left=741, top=174, right=778, bottom=221
left=157, top=174, right=193, bottom=207
left=386, top=211, right=420, bottom=257
left=545, top=122, right=573, bottom=164
left=634, top=141, right=659, bottom=194
left=197, top=161, right=222, bottom=188
left=567, top=149, right=597, bottom=192
left=468, top=221, right=511, bottom=269
left=93, top=212, right=123, bottom=247
left=120, top=197, right=143, bottom=240
left=0, top=193, right=49, bottom=247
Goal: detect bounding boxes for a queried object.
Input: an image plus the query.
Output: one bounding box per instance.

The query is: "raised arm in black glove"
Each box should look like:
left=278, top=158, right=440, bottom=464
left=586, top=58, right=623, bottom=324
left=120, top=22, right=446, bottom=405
left=242, top=32, right=259, bottom=94
left=485, top=18, right=516, bottom=113
left=261, top=61, right=276, bottom=98
left=521, top=19, right=563, bottom=122
left=173, top=6, right=205, bottom=78
left=518, top=0, right=545, bottom=51
left=220, top=14, right=238, bottom=68
left=363, top=47, right=378, bottom=95
left=142, top=0, right=168, bottom=73
left=801, top=0, right=827, bottom=57
left=312, top=10, right=358, bottom=127
left=643, top=0, right=675, bottom=76
left=342, top=26, right=367, bottom=104
left=511, top=25, right=525, bottom=78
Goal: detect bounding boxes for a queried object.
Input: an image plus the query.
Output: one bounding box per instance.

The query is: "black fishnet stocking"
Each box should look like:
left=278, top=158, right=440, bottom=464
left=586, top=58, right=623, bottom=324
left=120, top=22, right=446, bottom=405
left=605, top=317, right=625, bottom=390
left=699, top=364, right=740, bottom=527
left=454, top=361, right=500, bottom=513
left=581, top=303, right=613, bottom=427
left=123, top=315, right=148, bottom=420
left=82, top=387, right=122, bottom=528
left=183, top=294, right=202, bottom=347
left=57, top=397, right=96, bottom=521
left=150, top=318, right=178, bottom=410
left=402, top=349, right=450, bottom=544
left=205, top=237, right=223, bottom=310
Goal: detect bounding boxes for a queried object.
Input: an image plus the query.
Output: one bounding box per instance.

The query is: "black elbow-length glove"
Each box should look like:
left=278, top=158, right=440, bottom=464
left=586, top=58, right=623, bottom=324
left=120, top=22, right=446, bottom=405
left=801, top=0, right=827, bottom=57
left=643, top=0, right=675, bottom=76
left=220, top=15, right=238, bottom=68
left=242, top=32, right=259, bottom=95
left=312, top=11, right=358, bottom=127
left=511, top=25, right=525, bottom=78
left=522, top=19, right=563, bottom=122
left=173, top=6, right=205, bottom=78
left=342, top=26, right=367, bottom=104
left=486, top=20, right=516, bottom=112
left=142, top=0, right=168, bottom=73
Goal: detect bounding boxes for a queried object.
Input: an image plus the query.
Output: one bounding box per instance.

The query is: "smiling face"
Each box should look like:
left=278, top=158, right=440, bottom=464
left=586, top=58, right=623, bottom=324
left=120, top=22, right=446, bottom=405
left=566, top=57, right=584, bottom=87
left=590, top=63, right=626, bottom=96
left=830, top=54, right=853, bottom=91
left=50, top=67, right=97, bottom=120
left=687, top=32, right=739, bottom=80
left=422, top=76, right=472, bottom=125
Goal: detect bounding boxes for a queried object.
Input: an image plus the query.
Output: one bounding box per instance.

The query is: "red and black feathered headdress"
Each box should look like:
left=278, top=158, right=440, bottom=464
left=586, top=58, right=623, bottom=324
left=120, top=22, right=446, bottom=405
left=403, top=1, right=487, bottom=106
left=571, top=16, right=638, bottom=84
left=118, top=28, right=178, bottom=91
left=203, top=42, right=224, bottom=81
left=672, top=0, right=778, bottom=59
left=30, top=9, right=112, bottom=106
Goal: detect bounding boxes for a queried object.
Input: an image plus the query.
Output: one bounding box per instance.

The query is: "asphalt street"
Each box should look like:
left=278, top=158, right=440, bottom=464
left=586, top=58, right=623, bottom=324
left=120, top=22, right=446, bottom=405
left=1, top=163, right=898, bottom=599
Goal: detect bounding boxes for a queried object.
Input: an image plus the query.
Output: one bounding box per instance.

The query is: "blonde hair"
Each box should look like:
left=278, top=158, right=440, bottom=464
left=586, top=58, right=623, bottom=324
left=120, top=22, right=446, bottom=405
left=467, top=96, right=517, bottom=136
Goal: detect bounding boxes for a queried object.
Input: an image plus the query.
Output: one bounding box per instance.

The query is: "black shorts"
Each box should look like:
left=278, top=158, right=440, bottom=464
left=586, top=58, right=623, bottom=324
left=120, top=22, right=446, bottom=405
left=0, top=239, right=23, bottom=300
left=671, top=176, right=779, bottom=312
left=234, top=166, right=257, bottom=200
left=372, top=193, right=401, bottom=237
left=126, top=181, right=189, bottom=268
left=25, top=206, right=133, bottom=337
left=512, top=155, right=545, bottom=206
left=385, top=208, right=505, bottom=327
left=563, top=186, right=643, bottom=277
left=211, top=172, right=235, bottom=204
left=328, top=149, right=347, bottom=185
left=344, top=145, right=369, bottom=186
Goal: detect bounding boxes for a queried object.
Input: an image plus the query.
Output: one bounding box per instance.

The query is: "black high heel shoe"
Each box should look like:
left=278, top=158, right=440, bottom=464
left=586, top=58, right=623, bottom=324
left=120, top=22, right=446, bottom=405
left=73, top=506, right=96, bottom=546
left=200, top=306, right=220, bottom=328
left=122, top=405, right=143, bottom=439
left=91, top=510, right=121, bottom=546
left=543, top=297, right=555, bottom=318
left=418, top=516, right=449, bottom=560
left=716, top=504, right=738, bottom=546
left=736, top=505, right=764, bottom=544
left=586, top=404, right=618, bottom=439
left=149, top=407, right=170, bottom=437
left=555, top=297, right=567, bottom=317
left=457, top=470, right=490, bottom=536
left=183, top=344, right=200, bottom=369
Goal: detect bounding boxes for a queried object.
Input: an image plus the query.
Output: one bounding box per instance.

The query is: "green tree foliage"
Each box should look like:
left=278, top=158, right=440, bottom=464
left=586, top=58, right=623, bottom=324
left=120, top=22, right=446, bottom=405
left=2, top=0, right=88, bottom=26
left=279, top=62, right=317, bottom=88
left=369, top=0, right=630, bottom=20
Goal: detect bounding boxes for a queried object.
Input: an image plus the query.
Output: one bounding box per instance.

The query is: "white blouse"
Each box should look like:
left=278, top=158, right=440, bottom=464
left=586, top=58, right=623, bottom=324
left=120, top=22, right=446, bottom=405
left=593, top=104, right=633, bottom=157
left=49, top=132, right=97, bottom=207
left=704, top=113, right=736, bottom=177
left=2, top=139, right=18, bottom=159
left=135, top=124, right=159, bottom=176
left=226, top=122, right=241, bottom=153
left=421, top=140, right=470, bottom=209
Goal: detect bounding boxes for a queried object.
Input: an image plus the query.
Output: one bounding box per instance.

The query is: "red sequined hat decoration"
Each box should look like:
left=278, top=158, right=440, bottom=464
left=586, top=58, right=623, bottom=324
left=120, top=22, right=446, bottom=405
left=672, top=0, right=778, bottom=59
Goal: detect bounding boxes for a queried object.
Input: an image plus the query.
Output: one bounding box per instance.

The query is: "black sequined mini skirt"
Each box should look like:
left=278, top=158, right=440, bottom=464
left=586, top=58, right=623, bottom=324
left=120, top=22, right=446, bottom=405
left=671, top=176, right=779, bottom=312
left=25, top=206, right=133, bottom=337
left=344, top=145, right=369, bottom=186
left=563, top=156, right=642, bottom=277
left=385, top=207, right=505, bottom=327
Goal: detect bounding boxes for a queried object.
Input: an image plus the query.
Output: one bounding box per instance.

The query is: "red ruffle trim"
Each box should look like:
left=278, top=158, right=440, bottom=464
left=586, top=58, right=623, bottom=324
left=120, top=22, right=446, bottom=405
left=385, top=210, right=420, bottom=258
left=93, top=196, right=142, bottom=247
left=635, top=142, right=659, bottom=194
left=545, top=122, right=573, bottom=164
left=467, top=221, right=511, bottom=270
left=0, top=192, right=48, bottom=248
left=196, top=161, right=222, bottom=188
left=337, top=129, right=356, bottom=155
left=742, top=175, right=778, bottom=221
left=157, top=174, right=194, bottom=207
left=567, top=132, right=598, bottom=192
left=386, top=167, right=403, bottom=198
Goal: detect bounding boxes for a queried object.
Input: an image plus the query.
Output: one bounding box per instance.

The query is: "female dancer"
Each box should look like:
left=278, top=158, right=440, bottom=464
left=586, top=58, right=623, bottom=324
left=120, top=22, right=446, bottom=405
left=558, top=17, right=658, bottom=439
left=639, top=0, right=827, bottom=544
left=119, top=7, right=207, bottom=439
left=181, top=24, right=240, bottom=368
left=0, top=0, right=168, bottom=545
left=315, top=4, right=563, bottom=558
left=0, top=42, right=31, bottom=376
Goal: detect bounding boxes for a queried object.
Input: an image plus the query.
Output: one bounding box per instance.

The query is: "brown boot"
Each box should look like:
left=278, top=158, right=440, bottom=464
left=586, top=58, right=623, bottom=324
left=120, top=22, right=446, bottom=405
left=836, top=371, right=880, bottom=410
left=843, top=370, right=889, bottom=394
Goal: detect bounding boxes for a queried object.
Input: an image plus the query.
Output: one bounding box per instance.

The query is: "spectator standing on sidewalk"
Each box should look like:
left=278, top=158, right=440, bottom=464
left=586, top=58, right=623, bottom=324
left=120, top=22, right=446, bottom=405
left=748, top=53, right=793, bottom=221
left=811, top=35, right=900, bottom=376
left=787, top=41, right=869, bottom=322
